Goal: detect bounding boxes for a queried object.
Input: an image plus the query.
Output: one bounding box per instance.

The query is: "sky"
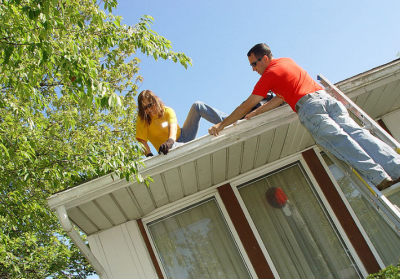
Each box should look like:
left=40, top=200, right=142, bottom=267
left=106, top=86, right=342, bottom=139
left=87, top=0, right=400, bottom=277
left=115, top=0, right=400, bottom=154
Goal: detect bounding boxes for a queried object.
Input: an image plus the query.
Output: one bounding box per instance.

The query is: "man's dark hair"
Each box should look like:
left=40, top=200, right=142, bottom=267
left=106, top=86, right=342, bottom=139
left=247, top=43, right=273, bottom=59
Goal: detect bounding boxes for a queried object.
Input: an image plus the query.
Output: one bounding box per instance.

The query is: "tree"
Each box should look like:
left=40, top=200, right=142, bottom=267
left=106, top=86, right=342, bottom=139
left=367, top=261, right=400, bottom=279
left=0, top=0, right=191, bottom=277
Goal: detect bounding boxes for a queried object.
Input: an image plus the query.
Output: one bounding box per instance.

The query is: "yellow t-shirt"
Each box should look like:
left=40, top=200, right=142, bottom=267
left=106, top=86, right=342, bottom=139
left=136, top=107, right=181, bottom=150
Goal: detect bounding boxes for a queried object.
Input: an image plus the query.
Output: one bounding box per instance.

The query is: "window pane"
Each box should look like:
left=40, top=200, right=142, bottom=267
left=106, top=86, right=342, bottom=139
left=147, top=199, right=252, bottom=279
left=322, top=154, right=400, bottom=266
left=238, top=163, right=360, bottom=279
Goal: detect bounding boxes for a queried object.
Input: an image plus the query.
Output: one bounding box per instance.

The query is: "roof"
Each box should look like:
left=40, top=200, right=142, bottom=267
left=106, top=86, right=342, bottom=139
left=47, top=58, right=400, bottom=235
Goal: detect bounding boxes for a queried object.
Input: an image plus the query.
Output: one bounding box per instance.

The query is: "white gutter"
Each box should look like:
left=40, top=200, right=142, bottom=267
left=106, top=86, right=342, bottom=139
left=55, top=206, right=109, bottom=279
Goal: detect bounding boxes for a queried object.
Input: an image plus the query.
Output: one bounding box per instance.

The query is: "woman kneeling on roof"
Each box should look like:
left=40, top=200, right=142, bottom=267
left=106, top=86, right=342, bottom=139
left=136, top=90, right=228, bottom=156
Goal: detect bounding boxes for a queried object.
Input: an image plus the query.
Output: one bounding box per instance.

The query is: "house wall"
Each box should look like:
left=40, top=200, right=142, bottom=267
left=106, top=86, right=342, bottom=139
left=88, top=220, right=158, bottom=279
left=381, top=108, right=400, bottom=206
left=382, top=109, right=400, bottom=142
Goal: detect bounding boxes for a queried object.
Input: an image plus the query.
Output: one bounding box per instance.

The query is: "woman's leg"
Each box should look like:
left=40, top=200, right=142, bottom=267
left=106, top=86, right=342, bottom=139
left=178, top=101, right=228, bottom=142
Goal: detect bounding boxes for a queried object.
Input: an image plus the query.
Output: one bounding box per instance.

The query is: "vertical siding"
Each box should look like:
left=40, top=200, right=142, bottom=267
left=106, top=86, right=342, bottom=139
left=382, top=109, right=400, bottom=142
left=88, top=220, right=159, bottom=279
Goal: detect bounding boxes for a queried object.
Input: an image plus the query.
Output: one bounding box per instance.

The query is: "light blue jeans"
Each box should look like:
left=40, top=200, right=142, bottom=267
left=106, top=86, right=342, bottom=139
left=297, top=91, right=400, bottom=186
left=176, top=101, right=228, bottom=144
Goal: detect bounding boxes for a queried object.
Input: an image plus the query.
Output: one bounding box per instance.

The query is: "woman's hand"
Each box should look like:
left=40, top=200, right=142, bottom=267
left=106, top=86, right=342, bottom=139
left=159, top=138, right=175, bottom=155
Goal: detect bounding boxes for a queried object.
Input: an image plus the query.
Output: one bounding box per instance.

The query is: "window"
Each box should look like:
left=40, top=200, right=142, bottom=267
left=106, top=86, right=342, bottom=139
left=238, top=162, right=361, bottom=279
left=147, top=198, right=252, bottom=279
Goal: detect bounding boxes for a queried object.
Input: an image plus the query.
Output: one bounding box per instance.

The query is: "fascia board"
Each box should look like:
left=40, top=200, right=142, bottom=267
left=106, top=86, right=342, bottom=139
left=335, top=59, right=400, bottom=98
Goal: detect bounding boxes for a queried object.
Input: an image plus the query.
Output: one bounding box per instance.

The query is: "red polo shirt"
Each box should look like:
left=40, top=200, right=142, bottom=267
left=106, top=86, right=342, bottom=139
left=251, top=58, right=323, bottom=112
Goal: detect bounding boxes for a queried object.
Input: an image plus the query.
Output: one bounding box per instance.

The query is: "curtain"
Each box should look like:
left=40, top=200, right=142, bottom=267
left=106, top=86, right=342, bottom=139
left=238, top=163, right=360, bottom=279
left=322, top=154, right=400, bottom=267
left=147, top=199, right=251, bottom=279
left=387, top=192, right=400, bottom=209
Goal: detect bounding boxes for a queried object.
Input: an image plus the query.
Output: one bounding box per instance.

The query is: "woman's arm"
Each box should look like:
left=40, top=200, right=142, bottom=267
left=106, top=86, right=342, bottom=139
left=168, top=122, right=178, bottom=141
left=158, top=122, right=178, bottom=155
left=137, top=138, right=152, bottom=157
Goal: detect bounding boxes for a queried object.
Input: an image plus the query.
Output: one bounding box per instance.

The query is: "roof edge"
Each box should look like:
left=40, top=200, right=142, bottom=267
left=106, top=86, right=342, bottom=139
left=334, top=58, right=400, bottom=95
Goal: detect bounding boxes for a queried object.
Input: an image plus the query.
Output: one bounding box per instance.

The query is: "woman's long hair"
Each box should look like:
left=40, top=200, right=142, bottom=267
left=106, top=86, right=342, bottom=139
left=137, top=90, right=165, bottom=125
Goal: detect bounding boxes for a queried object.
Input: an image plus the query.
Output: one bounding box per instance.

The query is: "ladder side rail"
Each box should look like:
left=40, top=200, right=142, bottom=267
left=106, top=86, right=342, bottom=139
left=317, top=74, right=400, bottom=152
left=323, top=149, right=400, bottom=233
left=316, top=74, right=400, bottom=233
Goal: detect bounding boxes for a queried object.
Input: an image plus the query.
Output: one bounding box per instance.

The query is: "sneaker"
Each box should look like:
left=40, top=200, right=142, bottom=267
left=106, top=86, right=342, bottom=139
left=376, top=177, right=394, bottom=191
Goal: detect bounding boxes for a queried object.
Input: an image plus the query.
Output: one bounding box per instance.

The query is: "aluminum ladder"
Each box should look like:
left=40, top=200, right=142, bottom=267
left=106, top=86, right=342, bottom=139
left=317, top=74, right=400, bottom=232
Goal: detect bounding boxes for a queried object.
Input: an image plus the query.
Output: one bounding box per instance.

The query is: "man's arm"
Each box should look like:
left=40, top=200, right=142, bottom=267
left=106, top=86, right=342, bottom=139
left=209, top=94, right=263, bottom=136
left=244, top=96, right=284, bottom=120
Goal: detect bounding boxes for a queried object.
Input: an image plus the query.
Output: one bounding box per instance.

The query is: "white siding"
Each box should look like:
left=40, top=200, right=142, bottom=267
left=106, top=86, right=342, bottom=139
left=382, top=109, right=400, bottom=142
left=88, top=220, right=158, bottom=279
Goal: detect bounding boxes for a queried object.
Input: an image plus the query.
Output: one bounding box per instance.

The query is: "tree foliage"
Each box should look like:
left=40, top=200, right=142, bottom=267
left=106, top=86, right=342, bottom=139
left=367, top=261, right=400, bottom=279
left=0, top=0, right=191, bottom=277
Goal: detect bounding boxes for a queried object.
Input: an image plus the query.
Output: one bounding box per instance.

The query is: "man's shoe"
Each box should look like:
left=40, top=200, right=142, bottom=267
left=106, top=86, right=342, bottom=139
left=393, top=176, right=400, bottom=185
left=377, top=177, right=394, bottom=191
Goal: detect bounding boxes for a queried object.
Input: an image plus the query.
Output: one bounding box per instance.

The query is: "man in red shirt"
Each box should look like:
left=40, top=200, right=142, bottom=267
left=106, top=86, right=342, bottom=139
left=209, top=43, right=400, bottom=190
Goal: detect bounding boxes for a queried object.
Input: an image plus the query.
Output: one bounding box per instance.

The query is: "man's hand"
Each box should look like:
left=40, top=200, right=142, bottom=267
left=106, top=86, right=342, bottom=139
left=159, top=138, right=175, bottom=155
left=244, top=110, right=257, bottom=120
left=208, top=123, right=223, bottom=137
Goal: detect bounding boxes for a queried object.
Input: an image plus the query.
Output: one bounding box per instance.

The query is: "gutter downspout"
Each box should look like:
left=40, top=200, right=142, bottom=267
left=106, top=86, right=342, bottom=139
left=56, top=206, right=108, bottom=279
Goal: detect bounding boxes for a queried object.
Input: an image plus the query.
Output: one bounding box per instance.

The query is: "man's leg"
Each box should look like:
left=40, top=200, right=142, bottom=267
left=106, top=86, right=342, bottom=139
left=328, top=97, right=400, bottom=182
left=298, top=93, right=390, bottom=187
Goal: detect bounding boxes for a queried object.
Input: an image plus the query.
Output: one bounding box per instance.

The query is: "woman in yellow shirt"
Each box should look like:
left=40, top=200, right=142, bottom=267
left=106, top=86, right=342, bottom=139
left=136, top=90, right=228, bottom=156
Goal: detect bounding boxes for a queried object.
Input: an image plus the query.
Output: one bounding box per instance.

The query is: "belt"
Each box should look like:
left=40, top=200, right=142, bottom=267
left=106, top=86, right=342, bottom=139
left=295, top=91, right=322, bottom=112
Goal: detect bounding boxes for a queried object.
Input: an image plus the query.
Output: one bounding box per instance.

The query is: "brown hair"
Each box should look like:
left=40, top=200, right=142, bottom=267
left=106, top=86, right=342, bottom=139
left=137, top=90, right=165, bottom=125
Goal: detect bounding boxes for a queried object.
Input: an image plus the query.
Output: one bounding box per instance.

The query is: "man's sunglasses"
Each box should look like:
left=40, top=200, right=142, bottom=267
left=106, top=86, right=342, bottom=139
left=250, top=56, right=263, bottom=67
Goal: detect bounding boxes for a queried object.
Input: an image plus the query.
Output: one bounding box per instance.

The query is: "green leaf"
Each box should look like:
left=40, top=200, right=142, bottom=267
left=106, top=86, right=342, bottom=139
left=4, top=46, right=14, bottom=64
left=0, top=143, right=10, bottom=159
left=42, top=50, right=49, bottom=62
left=28, top=9, right=34, bottom=19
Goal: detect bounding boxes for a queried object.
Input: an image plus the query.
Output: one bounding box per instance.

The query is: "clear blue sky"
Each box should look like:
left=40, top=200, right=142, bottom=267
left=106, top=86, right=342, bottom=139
left=88, top=0, right=400, bottom=277
left=119, top=0, right=400, bottom=154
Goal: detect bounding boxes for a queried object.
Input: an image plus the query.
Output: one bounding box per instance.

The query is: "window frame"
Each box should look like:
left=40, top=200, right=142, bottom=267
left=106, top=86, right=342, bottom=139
left=141, top=187, right=258, bottom=278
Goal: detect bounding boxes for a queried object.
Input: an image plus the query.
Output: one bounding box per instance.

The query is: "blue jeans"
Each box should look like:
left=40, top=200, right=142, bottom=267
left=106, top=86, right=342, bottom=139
left=297, top=91, right=400, bottom=186
left=176, top=101, right=228, bottom=144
